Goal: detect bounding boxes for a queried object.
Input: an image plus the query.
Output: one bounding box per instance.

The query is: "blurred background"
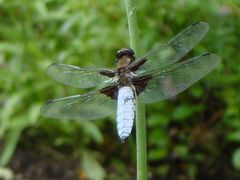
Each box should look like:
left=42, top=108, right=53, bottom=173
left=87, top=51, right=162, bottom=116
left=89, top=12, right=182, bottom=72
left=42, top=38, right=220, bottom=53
left=0, top=0, right=239, bottom=179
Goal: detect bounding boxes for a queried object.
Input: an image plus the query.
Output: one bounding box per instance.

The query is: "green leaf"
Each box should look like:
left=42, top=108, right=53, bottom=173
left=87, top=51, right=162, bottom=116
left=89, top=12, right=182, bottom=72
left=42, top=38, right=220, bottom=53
left=172, top=105, right=193, bottom=120
left=148, top=148, right=167, bottom=160
left=82, top=121, right=103, bottom=144
left=0, top=167, right=14, bottom=180
left=28, top=103, right=42, bottom=125
left=0, top=126, right=23, bottom=166
left=190, top=85, right=203, bottom=98
left=172, top=104, right=203, bottom=121
left=174, top=144, right=188, bottom=157
left=149, top=129, right=169, bottom=146
left=226, top=131, right=240, bottom=142
left=232, top=148, right=240, bottom=170
left=147, top=114, right=169, bottom=127
left=82, top=151, right=106, bottom=180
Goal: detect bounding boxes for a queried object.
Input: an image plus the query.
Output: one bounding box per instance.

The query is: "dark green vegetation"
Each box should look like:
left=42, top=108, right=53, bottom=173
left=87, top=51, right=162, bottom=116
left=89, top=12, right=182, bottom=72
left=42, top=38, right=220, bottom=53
left=0, top=0, right=239, bottom=179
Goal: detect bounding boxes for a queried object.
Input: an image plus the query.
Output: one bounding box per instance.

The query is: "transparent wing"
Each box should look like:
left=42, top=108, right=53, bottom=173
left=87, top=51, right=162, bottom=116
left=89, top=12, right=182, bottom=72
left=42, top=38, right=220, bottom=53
left=41, top=91, right=117, bottom=120
left=138, top=53, right=220, bottom=104
left=46, top=63, right=115, bottom=89
left=133, top=22, right=209, bottom=75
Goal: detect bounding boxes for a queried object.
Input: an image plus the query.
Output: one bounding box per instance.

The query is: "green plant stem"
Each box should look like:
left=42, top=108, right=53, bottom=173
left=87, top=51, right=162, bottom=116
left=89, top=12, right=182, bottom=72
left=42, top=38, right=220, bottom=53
left=136, top=101, right=147, bottom=180
left=125, top=0, right=147, bottom=179
left=125, top=0, right=139, bottom=54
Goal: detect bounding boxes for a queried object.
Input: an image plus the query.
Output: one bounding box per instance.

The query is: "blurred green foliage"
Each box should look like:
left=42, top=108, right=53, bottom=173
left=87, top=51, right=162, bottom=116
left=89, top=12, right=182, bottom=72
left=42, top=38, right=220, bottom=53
left=0, top=0, right=239, bottom=179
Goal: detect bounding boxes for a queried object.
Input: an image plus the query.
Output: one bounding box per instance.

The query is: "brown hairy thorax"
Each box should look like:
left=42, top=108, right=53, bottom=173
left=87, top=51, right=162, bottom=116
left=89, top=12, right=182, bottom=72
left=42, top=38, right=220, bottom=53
left=115, top=48, right=135, bottom=68
left=115, top=48, right=135, bottom=86
left=116, top=55, right=133, bottom=69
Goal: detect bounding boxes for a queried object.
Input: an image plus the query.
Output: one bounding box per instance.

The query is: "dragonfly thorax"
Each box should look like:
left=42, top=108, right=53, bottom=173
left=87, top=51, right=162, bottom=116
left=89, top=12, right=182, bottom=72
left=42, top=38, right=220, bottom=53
left=115, top=48, right=135, bottom=87
left=116, top=48, right=135, bottom=60
left=116, top=48, right=135, bottom=68
left=117, top=67, right=133, bottom=86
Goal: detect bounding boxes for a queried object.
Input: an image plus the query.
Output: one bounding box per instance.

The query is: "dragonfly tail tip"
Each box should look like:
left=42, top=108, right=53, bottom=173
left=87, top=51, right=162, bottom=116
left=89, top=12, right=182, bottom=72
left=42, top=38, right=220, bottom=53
left=120, top=136, right=128, bottom=143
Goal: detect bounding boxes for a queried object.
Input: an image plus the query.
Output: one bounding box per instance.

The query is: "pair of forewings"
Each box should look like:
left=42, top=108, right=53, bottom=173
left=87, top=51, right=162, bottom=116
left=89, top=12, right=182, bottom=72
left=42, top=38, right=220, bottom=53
left=41, top=22, right=220, bottom=120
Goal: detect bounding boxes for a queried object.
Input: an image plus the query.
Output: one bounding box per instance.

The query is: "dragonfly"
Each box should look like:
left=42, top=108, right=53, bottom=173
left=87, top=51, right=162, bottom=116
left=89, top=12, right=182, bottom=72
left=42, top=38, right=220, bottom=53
left=41, top=22, right=220, bottom=142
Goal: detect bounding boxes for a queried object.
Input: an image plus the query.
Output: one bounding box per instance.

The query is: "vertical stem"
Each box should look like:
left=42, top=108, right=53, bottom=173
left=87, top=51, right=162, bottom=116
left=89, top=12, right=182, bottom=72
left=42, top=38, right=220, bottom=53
left=125, top=0, right=147, bottom=179
left=125, top=0, right=139, bottom=54
left=136, top=101, right=147, bottom=180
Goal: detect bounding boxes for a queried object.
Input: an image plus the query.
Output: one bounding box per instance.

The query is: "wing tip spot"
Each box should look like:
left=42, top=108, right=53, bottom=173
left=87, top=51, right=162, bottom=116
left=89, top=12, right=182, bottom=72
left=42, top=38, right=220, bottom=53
left=192, top=22, right=200, bottom=26
left=202, top=53, right=221, bottom=63
left=40, top=100, right=54, bottom=115
left=46, top=99, right=54, bottom=104
left=202, top=52, right=211, bottom=57
left=191, top=22, right=209, bottom=32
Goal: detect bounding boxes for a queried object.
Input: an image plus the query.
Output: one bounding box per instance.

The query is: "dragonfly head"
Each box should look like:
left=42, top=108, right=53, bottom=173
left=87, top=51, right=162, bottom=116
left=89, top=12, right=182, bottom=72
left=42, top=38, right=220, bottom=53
left=116, top=48, right=135, bottom=68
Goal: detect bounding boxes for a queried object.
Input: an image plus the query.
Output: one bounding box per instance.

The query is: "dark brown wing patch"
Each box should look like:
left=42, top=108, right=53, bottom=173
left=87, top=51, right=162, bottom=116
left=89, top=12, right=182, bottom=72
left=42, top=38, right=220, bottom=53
left=132, top=75, right=152, bottom=95
left=128, top=58, right=147, bottom=72
left=100, top=85, right=118, bottom=100
left=100, top=70, right=116, bottom=77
